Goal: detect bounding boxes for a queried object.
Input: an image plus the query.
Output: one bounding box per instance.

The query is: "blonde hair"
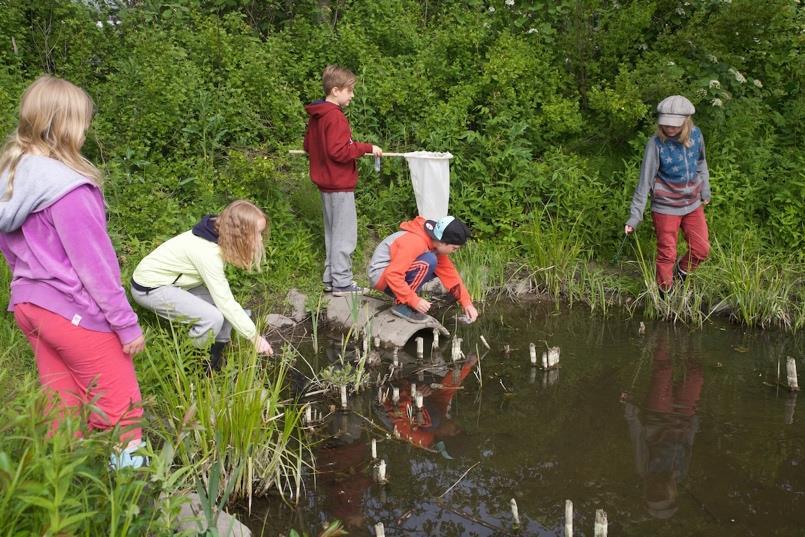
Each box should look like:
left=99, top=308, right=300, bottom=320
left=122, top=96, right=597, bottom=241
left=656, top=116, right=694, bottom=148
left=322, top=65, right=356, bottom=96
left=0, top=75, right=100, bottom=200
left=216, top=200, right=268, bottom=271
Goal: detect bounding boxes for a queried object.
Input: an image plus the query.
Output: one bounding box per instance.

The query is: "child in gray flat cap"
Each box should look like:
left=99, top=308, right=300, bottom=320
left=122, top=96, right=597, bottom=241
left=625, top=95, right=711, bottom=292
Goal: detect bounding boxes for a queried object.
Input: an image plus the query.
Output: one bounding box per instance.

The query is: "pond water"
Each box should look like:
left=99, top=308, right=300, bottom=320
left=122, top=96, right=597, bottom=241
left=239, top=301, right=804, bottom=536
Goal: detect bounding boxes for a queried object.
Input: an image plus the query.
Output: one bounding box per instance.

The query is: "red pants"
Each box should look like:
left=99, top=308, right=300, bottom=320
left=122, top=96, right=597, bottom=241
left=645, top=333, right=704, bottom=417
left=14, top=303, right=143, bottom=443
left=652, top=206, right=710, bottom=290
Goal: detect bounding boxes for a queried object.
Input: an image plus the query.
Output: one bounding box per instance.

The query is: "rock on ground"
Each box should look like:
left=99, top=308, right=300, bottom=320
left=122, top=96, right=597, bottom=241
left=265, top=313, right=297, bottom=329
left=286, top=288, right=308, bottom=322
left=175, top=493, right=251, bottom=537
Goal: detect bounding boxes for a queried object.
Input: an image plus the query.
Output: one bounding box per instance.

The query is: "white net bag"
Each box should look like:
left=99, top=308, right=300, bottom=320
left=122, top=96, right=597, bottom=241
left=403, top=151, right=453, bottom=220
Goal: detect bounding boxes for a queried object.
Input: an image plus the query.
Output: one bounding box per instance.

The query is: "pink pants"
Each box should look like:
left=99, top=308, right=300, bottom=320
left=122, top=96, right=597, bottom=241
left=14, top=303, right=143, bottom=443
left=652, top=206, right=710, bottom=290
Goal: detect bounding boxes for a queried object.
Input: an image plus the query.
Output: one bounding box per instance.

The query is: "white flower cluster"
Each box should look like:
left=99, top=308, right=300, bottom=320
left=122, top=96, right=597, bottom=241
left=753, top=79, right=763, bottom=88
left=709, top=79, right=720, bottom=89
left=488, top=6, right=496, bottom=13
left=728, top=67, right=747, bottom=83
left=505, top=0, right=515, bottom=6
left=96, top=19, right=121, bottom=28
left=527, top=28, right=538, bottom=34
left=711, top=98, right=723, bottom=107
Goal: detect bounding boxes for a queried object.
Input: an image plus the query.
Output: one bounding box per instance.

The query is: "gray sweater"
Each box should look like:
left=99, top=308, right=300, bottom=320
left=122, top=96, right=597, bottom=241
left=626, top=132, right=710, bottom=230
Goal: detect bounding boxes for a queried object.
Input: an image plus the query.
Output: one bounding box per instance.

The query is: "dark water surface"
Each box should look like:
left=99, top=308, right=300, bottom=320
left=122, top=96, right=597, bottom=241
left=240, top=302, right=804, bottom=536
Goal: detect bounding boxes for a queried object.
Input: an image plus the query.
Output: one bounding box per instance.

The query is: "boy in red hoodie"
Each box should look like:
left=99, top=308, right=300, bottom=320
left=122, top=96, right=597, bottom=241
left=303, top=65, right=383, bottom=296
left=367, top=215, right=479, bottom=324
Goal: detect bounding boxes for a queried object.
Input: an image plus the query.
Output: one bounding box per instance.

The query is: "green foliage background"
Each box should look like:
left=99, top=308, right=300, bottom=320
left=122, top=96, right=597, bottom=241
left=0, top=0, right=802, bottom=290
left=0, top=2, right=802, bottom=533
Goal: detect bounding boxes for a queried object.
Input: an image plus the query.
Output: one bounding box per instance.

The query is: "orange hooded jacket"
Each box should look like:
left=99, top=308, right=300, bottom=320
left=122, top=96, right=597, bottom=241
left=370, top=216, right=472, bottom=309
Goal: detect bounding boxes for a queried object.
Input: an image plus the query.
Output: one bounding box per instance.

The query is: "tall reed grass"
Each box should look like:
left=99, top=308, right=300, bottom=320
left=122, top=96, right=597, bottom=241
left=520, top=216, right=585, bottom=300
left=705, top=241, right=802, bottom=330
left=626, top=234, right=803, bottom=331
left=139, top=328, right=310, bottom=504
left=452, top=240, right=510, bottom=302
left=0, top=366, right=184, bottom=536
left=0, top=295, right=311, bottom=534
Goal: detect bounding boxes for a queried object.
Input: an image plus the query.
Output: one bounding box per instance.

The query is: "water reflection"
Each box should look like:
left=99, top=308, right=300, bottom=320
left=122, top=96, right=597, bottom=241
left=243, top=303, right=805, bottom=535
left=624, top=328, right=704, bottom=520
left=316, top=412, right=372, bottom=530
left=376, top=353, right=479, bottom=452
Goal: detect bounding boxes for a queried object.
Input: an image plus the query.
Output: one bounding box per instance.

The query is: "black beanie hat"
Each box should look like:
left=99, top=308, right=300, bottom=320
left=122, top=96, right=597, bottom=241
left=424, top=216, right=471, bottom=246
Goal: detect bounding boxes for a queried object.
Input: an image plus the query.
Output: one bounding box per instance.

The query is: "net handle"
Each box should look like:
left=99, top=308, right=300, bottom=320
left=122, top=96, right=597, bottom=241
left=288, top=149, right=406, bottom=157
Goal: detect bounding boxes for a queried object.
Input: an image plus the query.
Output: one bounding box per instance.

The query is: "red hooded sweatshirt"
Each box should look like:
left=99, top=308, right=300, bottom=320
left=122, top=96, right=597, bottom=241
left=303, top=100, right=373, bottom=192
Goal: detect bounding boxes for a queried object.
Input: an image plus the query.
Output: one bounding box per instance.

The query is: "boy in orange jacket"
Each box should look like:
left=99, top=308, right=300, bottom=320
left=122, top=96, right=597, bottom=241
left=367, top=215, right=479, bottom=324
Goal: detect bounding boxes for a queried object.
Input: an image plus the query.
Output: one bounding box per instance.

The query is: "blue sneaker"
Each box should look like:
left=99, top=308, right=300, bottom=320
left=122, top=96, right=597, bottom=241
left=109, top=440, right=148, bottom=470
left=391, top=304, right=429, bottom=324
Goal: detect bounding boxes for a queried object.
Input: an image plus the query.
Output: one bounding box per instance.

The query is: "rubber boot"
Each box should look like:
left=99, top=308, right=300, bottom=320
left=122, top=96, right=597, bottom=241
left=207, top=341, right=228, bottom=374
left=675, top=261, right=688, bottom=283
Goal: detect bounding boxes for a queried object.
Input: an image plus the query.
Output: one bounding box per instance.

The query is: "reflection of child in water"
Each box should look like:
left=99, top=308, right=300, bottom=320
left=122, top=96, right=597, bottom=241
left=380, top=354, right=478, bottom=449
left=624, top=330, right=704, bottom=520
left=316, top=411, right=372, bottom=530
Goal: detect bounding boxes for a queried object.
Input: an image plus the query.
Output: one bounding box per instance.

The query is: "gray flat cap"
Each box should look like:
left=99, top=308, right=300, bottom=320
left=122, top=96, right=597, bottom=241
left=657, top=95, right=695, bottom=126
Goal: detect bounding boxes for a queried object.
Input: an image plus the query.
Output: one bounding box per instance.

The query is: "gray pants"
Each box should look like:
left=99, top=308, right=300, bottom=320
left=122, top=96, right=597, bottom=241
left=321, top=191, right=357, bottom=287
left=130, top=284, right=232, bottom=347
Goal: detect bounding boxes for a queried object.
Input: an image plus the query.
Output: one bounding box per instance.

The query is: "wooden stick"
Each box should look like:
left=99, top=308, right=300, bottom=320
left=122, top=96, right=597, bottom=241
left=437, top=461, right=480, bottom=499
left=288, top=149, right=406, bottom=157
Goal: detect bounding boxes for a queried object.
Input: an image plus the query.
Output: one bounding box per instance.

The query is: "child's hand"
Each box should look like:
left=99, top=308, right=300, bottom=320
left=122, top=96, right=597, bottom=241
left=414, top=298, right=431, bottom=314
left=624, top=225, right=634, bottom=235
left=123, top=335, right=146, bottom=356
left=254, top=336, right=274, bottom=356
left=371, top=145, right=383, bottom=157
left=463, top=304, right=479, bottom=323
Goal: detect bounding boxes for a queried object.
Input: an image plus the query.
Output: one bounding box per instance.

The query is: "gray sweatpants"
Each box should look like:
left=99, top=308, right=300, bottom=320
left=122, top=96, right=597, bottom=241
left=130, top=284, right=232, bottom=347
left=321, top=191, right=357, bottom=288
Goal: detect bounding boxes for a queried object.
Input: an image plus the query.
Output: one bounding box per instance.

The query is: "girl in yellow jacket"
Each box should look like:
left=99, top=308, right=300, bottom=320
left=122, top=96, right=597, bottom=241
left=131, top=200, right=272, bottom=371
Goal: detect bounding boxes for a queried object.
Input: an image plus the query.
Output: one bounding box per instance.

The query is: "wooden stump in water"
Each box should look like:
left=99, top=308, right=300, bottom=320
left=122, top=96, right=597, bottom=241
left=786, top=357, right=799, bottom=392
left=594, top=509, right=607, bottom=537
left=510, top=498, right=520, bottom=529
left=564, top=499, right=573, bottom=537
left=784, top=393, right=797, bottom=424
